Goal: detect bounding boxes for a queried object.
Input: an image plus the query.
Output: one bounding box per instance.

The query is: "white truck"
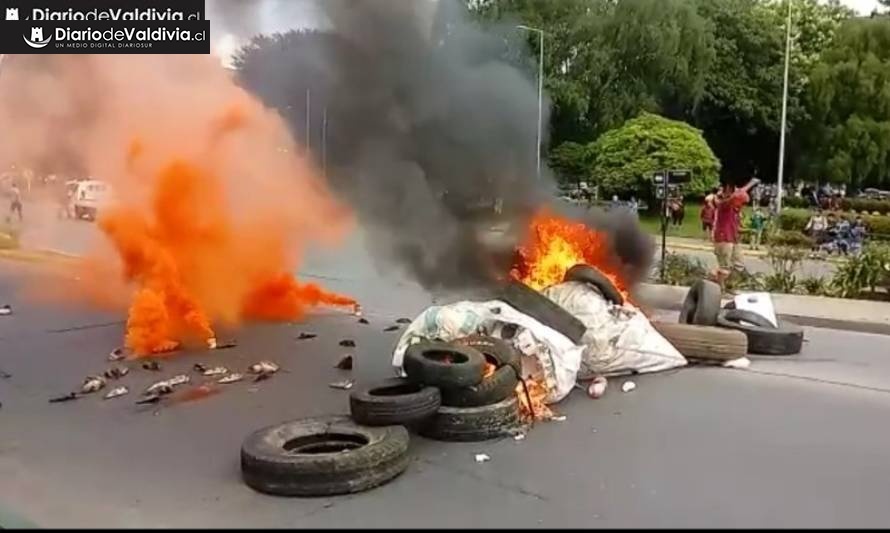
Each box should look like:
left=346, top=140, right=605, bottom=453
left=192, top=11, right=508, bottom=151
left=68, top=179, right=112, bottom=221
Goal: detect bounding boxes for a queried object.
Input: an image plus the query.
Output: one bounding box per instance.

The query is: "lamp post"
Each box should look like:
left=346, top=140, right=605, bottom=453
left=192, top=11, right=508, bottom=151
left=776, top=0, right=793, bottom=212
left=517, top=25, right=544, bottom=181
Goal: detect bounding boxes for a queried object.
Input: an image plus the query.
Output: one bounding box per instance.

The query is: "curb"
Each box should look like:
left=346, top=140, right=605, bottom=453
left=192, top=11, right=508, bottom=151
left=637, top=283, right=890, bottom=336
left=0, top=248, right=79, bottom=264
left=663, top=240, right=847, bottom=265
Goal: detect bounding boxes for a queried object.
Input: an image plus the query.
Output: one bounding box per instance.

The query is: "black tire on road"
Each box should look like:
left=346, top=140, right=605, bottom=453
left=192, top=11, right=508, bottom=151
left=349, top=378, right=441, bottom=426
left=563, top=264, right=625, bottom=306
left=679, top=280, right=722, bottom=326
left=653, top=322, right=748, bottom=362
left=440, top=365, right=519, bottom=408
left=403, top=341, right=486, bottom=389
left=721, top=309, right=776, bottom=329
left=453, top=335, right=522, bottom=377
left=716, top=312, right=804, bottom=355
left=241, top=416, right=410, bottom=497
left=498, top=280, right=586, bottom=343
left=419, top=396, right=523, bottom=442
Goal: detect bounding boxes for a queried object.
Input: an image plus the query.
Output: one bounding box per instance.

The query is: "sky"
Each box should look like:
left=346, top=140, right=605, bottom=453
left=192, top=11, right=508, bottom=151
left=841, top=0, right=883, bottom=14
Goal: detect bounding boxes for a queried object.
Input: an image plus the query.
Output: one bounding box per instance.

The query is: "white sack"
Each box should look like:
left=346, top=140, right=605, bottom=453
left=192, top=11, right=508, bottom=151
left=542, top=282, right=687, bottom=379
left=391, top=300, right=584, bottom=403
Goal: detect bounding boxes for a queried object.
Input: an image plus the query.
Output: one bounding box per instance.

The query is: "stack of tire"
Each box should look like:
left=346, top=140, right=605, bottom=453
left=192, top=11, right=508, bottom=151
left=240, top=336, right=524, bottom=498
left=350, top=337, right=524, bottom=442
left=661, top=279, right=804, bottom=358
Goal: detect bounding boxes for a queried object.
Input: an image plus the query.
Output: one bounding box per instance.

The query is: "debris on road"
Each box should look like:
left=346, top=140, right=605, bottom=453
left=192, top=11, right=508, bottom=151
left=49, top=392, right=79, bottom=403
left=551, top=415, right=567, bottom=422
left=80, top=375, right=107, bottom=394
left=172, top=384, right=221, bottom=403
left=145, top=375, right=190, bottom=396
left=513, top=433, right=526, bottom=441
left=474, top=453, right=491, bottom=463
left=383, top=325, right=400, bottom=332
left=329, top=379, right=355, bottom=390
left=0, top=368, right=11, bottom=379
left=193, top=363, right=208, bottom=373
left=248, top=361, right=280, bottom=375
left=214, top=340, right=238, bottom=350
left=141, top=361, right=161, bottom=372
left=621, top=381, right=637, bottom=393
left=108, top=347, right=126, bottom=361
left=296, top=332, right=317, bottom=340
left=201, top=366, right=229, bottom=377
left=103, top=366, right=129, bottom=380
left=0, top=304, right=12, bottom=316
left=334, top=355, right=353, bottom=370
left=724, top=357, right=751, bottom=369
left=339, top=339, right=356, bottom=348
left=587, top=376, right=607, bottom=399
left=135, top=394, right=162, bottom=405
left=358, top=318, right=369, bottom=325
left=218, top=373, right=244, bottom=384
left=104, top=386, right=129, bottom=400
left=167, top=374, right=191, bottom=387
left=353, top=304, right=363, bottom=317
left=396, top=318, right=412, bottom=324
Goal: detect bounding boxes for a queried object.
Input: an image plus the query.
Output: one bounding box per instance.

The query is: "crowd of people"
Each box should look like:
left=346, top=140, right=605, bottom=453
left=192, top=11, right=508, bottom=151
left=804, top=209, right=869, bottom=257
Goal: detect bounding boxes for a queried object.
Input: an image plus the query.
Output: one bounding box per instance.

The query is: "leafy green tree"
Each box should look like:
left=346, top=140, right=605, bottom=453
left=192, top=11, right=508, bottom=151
left=589, top=113, right=721, bottom=197
left=803, top=16, right=890, bottom=188
left=548, top=141, right=591, bottom=185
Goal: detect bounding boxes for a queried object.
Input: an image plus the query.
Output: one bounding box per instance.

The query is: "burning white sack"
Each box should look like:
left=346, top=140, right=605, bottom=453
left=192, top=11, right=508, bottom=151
left=542, top=282, right=687, bottom=379
left=392, top=300, right=583, bottom=403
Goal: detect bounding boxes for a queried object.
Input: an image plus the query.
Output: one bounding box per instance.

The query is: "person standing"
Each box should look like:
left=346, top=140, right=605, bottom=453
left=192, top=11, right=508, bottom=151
left=9, top=183, right=22, bottom=222
left=749, top=207, right=766, bottom=250
left=713, top=178, right=760, bottom=285
left=700, top=195, right=716, bottom=240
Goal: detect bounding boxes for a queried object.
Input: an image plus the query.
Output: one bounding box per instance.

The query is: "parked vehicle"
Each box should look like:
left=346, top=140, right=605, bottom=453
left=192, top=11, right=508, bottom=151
left=70, top=179, right=112, bottom=221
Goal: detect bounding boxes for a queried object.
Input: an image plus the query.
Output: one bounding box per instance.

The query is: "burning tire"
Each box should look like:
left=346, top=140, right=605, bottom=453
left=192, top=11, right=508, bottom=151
left=418, top=396, right=522, bottom=442
left=563, top=264, right=625, bottom=306
left=452, top=335, right=522, bottom=376
left=679, top=280, right=722, bottom=326
left=241, top=416, right=410, bottom=497
left=440, top=365, right=519, bottom=408
left=349, top=378, right=441, bottom=426
left=498, top=280, right=586, bottom=343
left=403, top=341, right=486, bottom=389
left=716, top=312, right=804, bottom=355
left=652, top=322, right=748, bottom=362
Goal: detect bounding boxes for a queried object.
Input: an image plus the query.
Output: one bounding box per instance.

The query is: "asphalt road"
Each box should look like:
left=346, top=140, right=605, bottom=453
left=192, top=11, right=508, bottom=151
left=2, top=229, right=890, bottom=528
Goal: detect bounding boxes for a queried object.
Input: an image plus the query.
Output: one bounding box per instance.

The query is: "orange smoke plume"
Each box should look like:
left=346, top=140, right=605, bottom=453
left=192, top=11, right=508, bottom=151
left=0, top=54, right=359, bottom=356
left=512, top=210, right=630, bottom=301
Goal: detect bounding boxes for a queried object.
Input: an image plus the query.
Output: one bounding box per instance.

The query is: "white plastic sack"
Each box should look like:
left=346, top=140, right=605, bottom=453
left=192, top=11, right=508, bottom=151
left=392, top=300, right=584, bottom=403
left=542, top=281, right=687, bottom=379
left=733, top=292, right=778, bottom=327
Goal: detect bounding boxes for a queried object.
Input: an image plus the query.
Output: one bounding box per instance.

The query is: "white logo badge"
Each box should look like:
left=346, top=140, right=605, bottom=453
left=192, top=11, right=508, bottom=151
left=24, top=27, right=52, bottom=48
left=5, top=7, right=19, bottom=20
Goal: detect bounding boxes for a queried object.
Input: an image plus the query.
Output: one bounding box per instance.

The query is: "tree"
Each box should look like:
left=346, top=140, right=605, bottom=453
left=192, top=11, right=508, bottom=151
left=590, top=113, right=721, bottom=198
left=549, top=141, right=591, bottom=185
left=803, top=17, right=890, bottom=188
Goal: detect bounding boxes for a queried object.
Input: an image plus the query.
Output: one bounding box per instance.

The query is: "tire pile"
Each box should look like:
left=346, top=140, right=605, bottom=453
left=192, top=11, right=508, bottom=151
left=241, top=336, right=526, bottom=498
left=661, top=279, right=805, bottom=359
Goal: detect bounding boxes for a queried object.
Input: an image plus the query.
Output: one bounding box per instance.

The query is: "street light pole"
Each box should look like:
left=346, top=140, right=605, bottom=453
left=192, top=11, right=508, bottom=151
left=305, top=89, right=311, bottom=152
left=776, top=0, right=793, bottom=212
left=517, top=25, right=544, bottom=181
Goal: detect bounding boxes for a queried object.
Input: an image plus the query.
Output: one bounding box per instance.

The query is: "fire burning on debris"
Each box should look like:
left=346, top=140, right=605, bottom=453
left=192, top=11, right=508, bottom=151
left=511, top=210, right=630, bottom=301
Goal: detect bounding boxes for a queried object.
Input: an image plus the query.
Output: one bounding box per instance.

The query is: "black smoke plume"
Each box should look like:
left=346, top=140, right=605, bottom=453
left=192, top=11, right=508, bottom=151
left=227, top=0, right=652, bottom=289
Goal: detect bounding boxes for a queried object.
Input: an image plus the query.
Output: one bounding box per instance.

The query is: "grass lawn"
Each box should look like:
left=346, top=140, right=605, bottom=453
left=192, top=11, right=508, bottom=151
left=639, top=202, right=758, bottom=241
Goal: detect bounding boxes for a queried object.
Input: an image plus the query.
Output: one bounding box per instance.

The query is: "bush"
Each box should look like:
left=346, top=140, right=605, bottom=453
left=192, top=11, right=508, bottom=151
left=800, top=276, right=830, bottom=296
left=725, top=269, right=764, bottom=292
left=658, top=252, right=708, bottom=286
left=831, top=244, right=890, bottom=298
left=841, top=197, right=890, bottom=215
left=766, top=229, right=813, bottom=248
left=782, top=196, right=810, bottom=209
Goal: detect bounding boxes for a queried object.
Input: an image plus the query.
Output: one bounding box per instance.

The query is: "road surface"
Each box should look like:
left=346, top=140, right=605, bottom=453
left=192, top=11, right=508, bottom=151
left=2, top=229, right=890, bottom=528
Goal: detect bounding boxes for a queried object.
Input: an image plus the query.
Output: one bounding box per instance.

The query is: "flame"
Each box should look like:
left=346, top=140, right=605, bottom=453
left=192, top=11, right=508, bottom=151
left=96, top=113, right=355, bottom=356
left=515, top=378, right=554, bottom=421
left=512, top=210, right=630, bottom=301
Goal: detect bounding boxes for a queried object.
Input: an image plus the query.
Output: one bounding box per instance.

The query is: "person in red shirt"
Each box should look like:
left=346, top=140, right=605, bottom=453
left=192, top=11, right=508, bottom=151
left=713, top=178, right=760, bottom=284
